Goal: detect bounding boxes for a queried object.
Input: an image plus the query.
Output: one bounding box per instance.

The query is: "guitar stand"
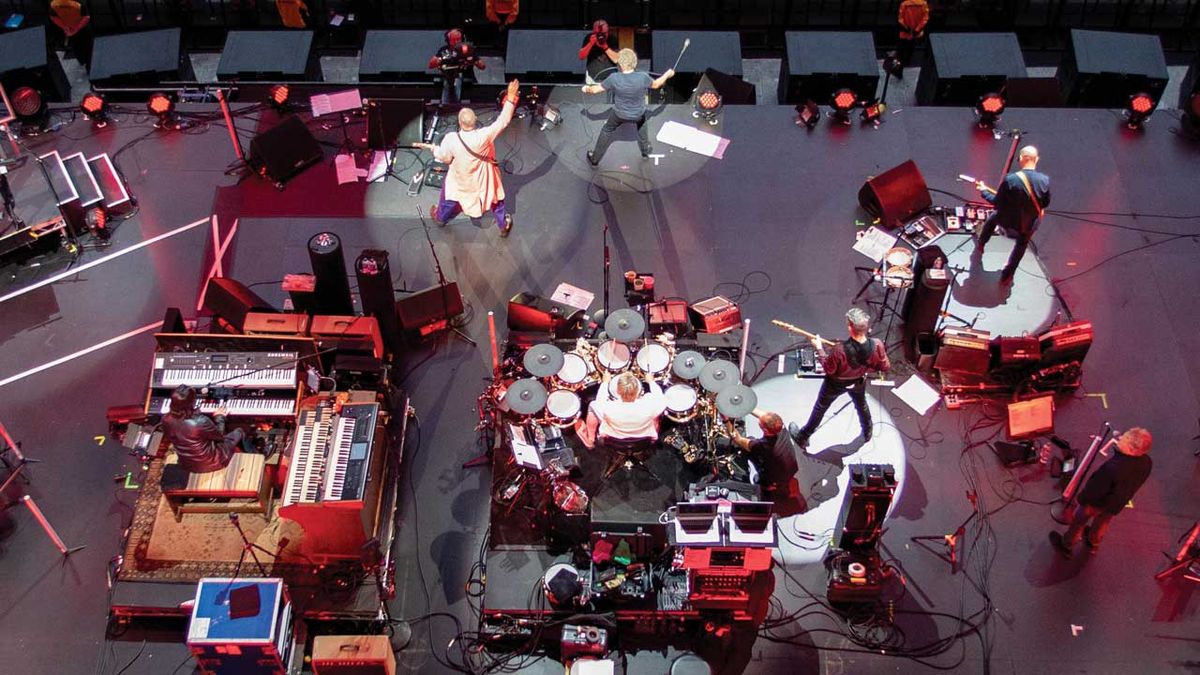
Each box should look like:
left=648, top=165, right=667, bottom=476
left=910, top=506, right=977, bottom=575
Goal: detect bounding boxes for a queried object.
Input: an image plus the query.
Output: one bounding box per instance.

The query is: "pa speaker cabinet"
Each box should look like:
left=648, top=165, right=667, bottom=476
left=858, top=160, right=932, bottom=228
left=778, top=32, right=879, bottom=106
left=217, top=30, right=318, bottom=81
left=359, top=30, right=443, bottom=82
left=697, top=68, right=756, bottom=105
left=89, top=29, right=194, bottom=90
left=251, top=115, right=323, bottom=186
left=916, top=33, right=1025, bottom=106
left=1058, top=29, right=1168, bottom=108
left=504, top=30, right=588, bottom=83
left=833, top=464, right=896, bottom=553
left=652, top=31, right=742, bottom=103
left=311, top=635, right=395, bottom=675
left=0, top=27, right=70, bottom=102
left=397, top=282, right=465, bottom=334
left=203, top=278, right=275, bottom=332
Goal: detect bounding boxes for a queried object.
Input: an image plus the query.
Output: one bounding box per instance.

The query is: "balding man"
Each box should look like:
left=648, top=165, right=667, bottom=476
left=726, top=410, right=800, bottom=501
left=974, top=145, right=1051, bottom=285
left=581, top=48, right=674, bottom=165
left=416, top=79, right=519, bottom=237
left=575, top=370, right=667, bottom=449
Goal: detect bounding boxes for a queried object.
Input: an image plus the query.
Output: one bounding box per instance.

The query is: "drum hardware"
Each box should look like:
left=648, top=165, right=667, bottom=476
left=672, top=350, right=707, bottom=380
left=664, top=383, right=700, bottom=423
left=715, top=384, right=757, bottom=419
left=505, top=378, right=549, bottom=416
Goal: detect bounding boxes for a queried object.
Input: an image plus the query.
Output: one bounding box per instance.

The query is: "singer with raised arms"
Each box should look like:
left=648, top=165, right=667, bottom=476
left=581, top=48, right=676, bottom=166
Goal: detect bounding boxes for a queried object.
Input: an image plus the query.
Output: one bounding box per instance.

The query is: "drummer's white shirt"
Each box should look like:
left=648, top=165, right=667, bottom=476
left=591, top=381, right=666, bottom=441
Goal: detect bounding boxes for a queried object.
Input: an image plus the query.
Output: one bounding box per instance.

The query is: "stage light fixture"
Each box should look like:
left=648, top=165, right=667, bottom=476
left=536, top=103, right=561, bottom=131
left=861, top=100, right=886, bottom=125
left=80, top=92, right=109, bottom=126
left=147, top=92, right=176, bottom=128
left=974, top=92, right=1006, bottom=127
left=1124, top=92, right=1156, bottom=130
left=831, top=88, right=857, bottom=125
left=267, top=84, right=290, bottom=111
left=11, top=86, right=48, bottom=132
left=693, top=89, right=722, bottom=125
left=795, top=100, right=820, bottom=130
left=1183, top=92, right=1200, bottom=139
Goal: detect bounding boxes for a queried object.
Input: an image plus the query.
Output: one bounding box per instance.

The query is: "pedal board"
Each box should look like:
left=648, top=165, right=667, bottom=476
left=423, top=161, right=448, bottom=188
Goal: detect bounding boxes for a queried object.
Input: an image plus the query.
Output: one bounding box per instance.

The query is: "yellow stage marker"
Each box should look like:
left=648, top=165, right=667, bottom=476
left=1085, top=393, right=1108, bottom=409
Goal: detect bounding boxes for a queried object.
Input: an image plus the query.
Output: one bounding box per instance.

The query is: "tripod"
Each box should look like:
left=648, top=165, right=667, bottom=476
left=227, top=512, right=275, bottom=577
left=0, top=422, right=84, bottom=557
left=910, top=491, right=978, bottom=574
left=415, top=205, right=475, bottom=346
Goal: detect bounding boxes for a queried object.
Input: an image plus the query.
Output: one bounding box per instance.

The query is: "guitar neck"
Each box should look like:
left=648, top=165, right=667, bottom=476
left=770, top=320, right=837, bottom=346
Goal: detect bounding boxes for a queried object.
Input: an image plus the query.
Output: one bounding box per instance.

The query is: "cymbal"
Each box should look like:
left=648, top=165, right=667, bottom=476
left=506, top=378, right=548, bottom=415
left=715, top=384, right=757, bottom=418
left=672, top=350, right=707, bottom=379
left=604, top=308, right=645, bottom=342
left=523, top=343, right=564, bottom=378
left=699, top=359, right=740, bottom=394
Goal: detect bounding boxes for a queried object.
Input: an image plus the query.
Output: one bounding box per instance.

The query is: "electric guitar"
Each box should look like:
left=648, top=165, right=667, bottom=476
left=770, top=319, right=837, bottom=347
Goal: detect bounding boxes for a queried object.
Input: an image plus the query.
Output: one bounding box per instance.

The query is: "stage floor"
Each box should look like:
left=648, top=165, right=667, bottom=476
left=1, top=102, right=1199, bottom=674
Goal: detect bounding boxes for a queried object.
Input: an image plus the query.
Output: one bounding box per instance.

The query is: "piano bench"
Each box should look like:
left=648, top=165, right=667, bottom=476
left=162, top=452, right=278, bottom=522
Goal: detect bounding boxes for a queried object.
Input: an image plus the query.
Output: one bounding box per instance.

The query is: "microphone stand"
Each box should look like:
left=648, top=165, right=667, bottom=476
left=416, top=206, right=475, bottom=346
left=602, top=222, right=611, bottom=319
left=227, top=512, right=273, bottom=577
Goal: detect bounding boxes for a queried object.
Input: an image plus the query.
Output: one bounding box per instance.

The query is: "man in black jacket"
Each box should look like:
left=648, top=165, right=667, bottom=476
left=1050, top=427, right=1153, bottom=558
left=160, top=385, right=251, bottom=473
left=973, top=145, right=1051, bottom=285
left=726, top=410, right=800, bottom=502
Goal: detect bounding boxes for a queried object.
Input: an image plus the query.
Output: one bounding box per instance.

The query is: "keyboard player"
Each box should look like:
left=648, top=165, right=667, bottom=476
left=161, top=385, right=257, bottom=473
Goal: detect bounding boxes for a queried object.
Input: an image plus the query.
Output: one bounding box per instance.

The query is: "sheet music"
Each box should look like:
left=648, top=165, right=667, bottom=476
left=656, top=120, right=731, bottom=159
left=853, top=226, right=898, bottom=263
left=310, top=88, right=362, bottom=117
left=334, top=154, right=360, bottom=185
left=551, top=283, right=593, bottom=312
left=892, top=374, right=941, bottom=416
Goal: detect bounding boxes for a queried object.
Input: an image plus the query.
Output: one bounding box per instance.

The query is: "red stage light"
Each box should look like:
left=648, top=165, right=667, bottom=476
left=832, top=89, right=857, bottom=111
left=11, top=86, right=43, bottom=118
left=698, top=91, right=721, bottom=110
left=1189, top=92, right=1200, bottom=118
left=1128, top=92, right=1155, bottom=115
left=81, top=93, right=105, bottom=114
left=147, top=93, right=173, bottom=116
left=979, top=94, right=1005, bottom=115
left=268, top=84, right=289, bottom=107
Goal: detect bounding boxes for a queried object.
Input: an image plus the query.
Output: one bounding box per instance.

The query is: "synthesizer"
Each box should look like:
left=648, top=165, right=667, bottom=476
left=148, top=392, right=297, bottom=417
left=322, top=402, right=379, bottom=505
left=151, top=351, right=299, bottom=389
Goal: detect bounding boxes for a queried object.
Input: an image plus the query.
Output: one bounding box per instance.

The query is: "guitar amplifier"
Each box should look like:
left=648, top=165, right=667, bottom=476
left=1039, top=321, right=1093, bottom=366
left=936, top=327, right=991, bottom=374
left=244, top=312, right=310, bottom=337
left=311, top=635, right=395, bottom=675
left=648, top=299, right=690, bottom=336
left=992, top=335, right=1040, bottom=368
left=689, top=296, right=742, bottom=334
left=310, top=315, right=384, bottom=360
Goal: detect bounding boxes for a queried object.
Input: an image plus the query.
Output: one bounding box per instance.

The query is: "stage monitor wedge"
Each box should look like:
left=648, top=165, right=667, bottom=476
left=916, top=33, right=1025, bottom=106
left=217, top=30, right=318, bottom=82
left=359, top=30, right=443, bottom=83
left=1057, top=29, right=1168, bottom=108
left=0, top=27, right=70, bottom=102
left=89, top=29, right=194, bottom=90
left=778, top=31, right=878, bottom=106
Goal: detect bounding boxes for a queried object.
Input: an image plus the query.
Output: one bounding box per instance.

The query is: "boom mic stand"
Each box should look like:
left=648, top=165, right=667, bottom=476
left=910, top=490, right=978, bottom=574
left=415, top=206, right=475, bottom=346
left=0, top=422, right=84, bottom=557
left=227, top=512, right=273, bottom=577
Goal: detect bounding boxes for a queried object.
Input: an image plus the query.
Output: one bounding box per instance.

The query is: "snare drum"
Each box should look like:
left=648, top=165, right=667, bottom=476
left=554, top=352, right=594, bottom=391
left=635, top=342, right=672, bottom=379
left=544, top=390, right=582, bottom=428
left=664, top=383, right=699, bottom=422
left=595, top=340, right=632, bottom=372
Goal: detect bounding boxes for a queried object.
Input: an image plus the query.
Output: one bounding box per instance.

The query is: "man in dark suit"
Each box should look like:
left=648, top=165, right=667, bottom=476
left=974, top=145, right=1051, bottom=285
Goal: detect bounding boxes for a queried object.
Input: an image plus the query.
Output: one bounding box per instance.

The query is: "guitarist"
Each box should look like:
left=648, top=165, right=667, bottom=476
left=791, top=308, right=890, bottom=449
left=973, top=145, right=1051, bottom=285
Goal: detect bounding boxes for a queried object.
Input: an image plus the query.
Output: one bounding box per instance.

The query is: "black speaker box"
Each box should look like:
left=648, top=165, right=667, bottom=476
left=834, top=464, right=896, bottom=553
left=504, top=30, right=588, bottom=82
left=162, top=306, right=187, bottom=334
left=203, top=278, right=275, bottom=332
left=354, top=249, right=402, bottom=357
left=397, top=282, right=465, bottom=330
left=696, top=68, right=756, bottom=105
left=365, top=99, right=425, bottom=150
left=858, top=160, right=932, bottom=228
left=359, top=30, right=443, bottom=82
left=216, top=30, right=318, bottom=81
left=778, top=31, right=879, bottom=106
left=0, top=27, right=70, bottom=103
left=307, top=232, right=355, bottom=317
left=652, top=31, right=742, bottom=103
left=901, top=246, right=950, bottom=361
left=88, top=29, right=193, bottom=89
left=506, top=292, right=584, bottom=337
left=916, top=33, right=1025, bottom=106
left=250, top=115, right=322, bottom=186
left=1180, top=50, right=1200, bottom=110
left=1058, top=29, right=1168, bottom=108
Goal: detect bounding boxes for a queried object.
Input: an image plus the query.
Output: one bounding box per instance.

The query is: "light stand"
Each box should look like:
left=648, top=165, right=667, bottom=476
left=0, top=422, right=84, bottom=557
left=415, top=206, right=475, bottom=346
left=602, top=222, right=611, bottom=319
left=227, top=512, right=274, bottom=577
left=910, top=491, right=978, bottom=574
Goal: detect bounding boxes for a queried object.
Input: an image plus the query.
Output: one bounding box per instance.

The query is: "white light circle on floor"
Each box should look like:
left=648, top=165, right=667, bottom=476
left=938, top=233, right=1058, bottom=336
left=746, top=375, right=907, bottom=566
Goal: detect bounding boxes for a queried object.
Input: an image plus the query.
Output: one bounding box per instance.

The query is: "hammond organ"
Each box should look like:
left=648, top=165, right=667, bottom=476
left=280, top=395, right=388, bottom=562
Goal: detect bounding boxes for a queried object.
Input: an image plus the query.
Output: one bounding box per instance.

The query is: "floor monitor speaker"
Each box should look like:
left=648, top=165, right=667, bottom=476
left=858, top=160, right=932, bottom=228
left=250, top=115, right=322, bottom=186
left=203, top=277, right=274, bottom=332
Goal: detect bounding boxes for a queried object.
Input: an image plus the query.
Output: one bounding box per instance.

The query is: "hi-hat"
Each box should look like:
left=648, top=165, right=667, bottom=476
left=506, top=378, right=548, bottom=415
left=523, top=343, right=564, bottom=378
left=699, top=359, right=740, bottom=393
left=715, top=384, right=757, bottom=418
left=604, top=309, right=645, bottom=342
left=672, top=350, right=707, bottom=379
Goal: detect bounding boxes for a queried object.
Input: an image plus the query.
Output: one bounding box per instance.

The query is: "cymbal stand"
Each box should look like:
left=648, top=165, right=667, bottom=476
left=910, top=491, right=977, bottom=574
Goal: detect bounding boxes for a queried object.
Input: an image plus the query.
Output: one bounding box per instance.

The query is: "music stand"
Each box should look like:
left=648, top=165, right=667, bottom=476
left=310, top=89, right=364, bottom=159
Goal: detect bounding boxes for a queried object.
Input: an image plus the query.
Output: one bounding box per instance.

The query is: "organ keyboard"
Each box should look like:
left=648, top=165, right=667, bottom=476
left=149, top=393, right=297, bottom=417
left=151, top=351, right=299, bottom=389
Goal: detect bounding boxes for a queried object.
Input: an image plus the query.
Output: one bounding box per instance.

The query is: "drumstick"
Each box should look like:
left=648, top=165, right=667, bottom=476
left=770, top=319, right=837, bottom=346
left=670, top=38, right=691, bottom=72
left=957, top=174, right=977, bottom=183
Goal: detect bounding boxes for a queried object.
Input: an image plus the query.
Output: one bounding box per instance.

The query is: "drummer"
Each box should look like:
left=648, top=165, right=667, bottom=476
left=575, top=370, right=667, bottom=450
left=723, top=410, right=800, bottom=502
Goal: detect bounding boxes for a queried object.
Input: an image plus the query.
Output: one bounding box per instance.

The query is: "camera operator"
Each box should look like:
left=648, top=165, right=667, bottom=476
left=578, top=19, right=620, bottom=85
left=428, top=28, right=485, bottom=105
